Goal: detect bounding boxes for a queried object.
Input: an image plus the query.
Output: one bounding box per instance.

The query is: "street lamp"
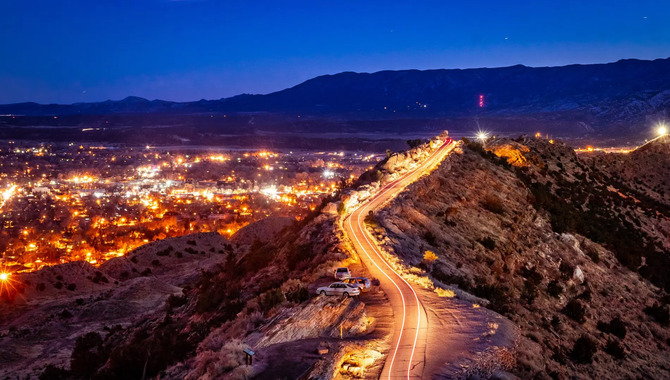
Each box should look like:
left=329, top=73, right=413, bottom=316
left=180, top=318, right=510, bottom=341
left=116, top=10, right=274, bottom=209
left=476, top=130, right=489, bottom=143
left=657, top=124, right=668, bottom=137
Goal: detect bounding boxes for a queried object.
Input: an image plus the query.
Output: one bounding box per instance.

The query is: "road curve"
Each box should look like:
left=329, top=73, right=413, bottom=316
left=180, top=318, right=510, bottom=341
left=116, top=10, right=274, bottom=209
left=344, top=139, right=456, bottom=379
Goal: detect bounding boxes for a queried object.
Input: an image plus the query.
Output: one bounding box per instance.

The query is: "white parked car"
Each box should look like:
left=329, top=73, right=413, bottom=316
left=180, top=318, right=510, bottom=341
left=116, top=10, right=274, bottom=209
left=343, top=277, right=371, bottom=291
left=333, top=267, right=351, bottom=280
left=317, top=282, right=360, bottom=297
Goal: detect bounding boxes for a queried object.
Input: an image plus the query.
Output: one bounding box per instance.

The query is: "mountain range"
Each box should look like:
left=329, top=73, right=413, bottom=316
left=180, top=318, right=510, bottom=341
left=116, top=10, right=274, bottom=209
left=1, top=57, right=669, bottom=141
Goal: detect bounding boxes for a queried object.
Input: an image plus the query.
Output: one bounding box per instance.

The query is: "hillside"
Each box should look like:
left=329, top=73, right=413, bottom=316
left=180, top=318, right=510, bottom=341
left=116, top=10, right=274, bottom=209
left=586, top=135, right=670, bottom=205
left=0, top=212, right=395, bottom=379
left=364, top=136, right=670, bottom=378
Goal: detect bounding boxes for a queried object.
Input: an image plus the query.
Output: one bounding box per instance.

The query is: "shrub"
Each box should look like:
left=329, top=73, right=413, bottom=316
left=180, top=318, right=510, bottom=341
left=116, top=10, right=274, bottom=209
left=407, top=139, right=424, bottom=148
left=66, top=283, right=77, bottom=291
left=286, top=243, right=313, bottom=271
left=473, top=282, right=511, bottom=315
left=604, top=339, right=625, bottom=360
left=644, top=303, right=670, bottom=326
left=551, top=315, right=562, bottom=331
left=423, top=231, right=437, bottom=246
left=547, top=280, right=563, bottom=298
left=36, top=283, right=46, bottom=292
left=151, top=259, right=161, bottom=267
left=563, top=299, right=586, bottom=323
left=282, top=279, right=309, bottom=303
left=364, top=211, right=379, bottom=228
left=39, top=365, right=70, bottom=380
left=259, top=288, right=285, bottom=314
left=423, top=250, right=438, bottom=264
left=596, top=320, right=610, bottom=333
left=167, top=294, right=188, bottom=308
left=559, top=261, right=574, bottom=279
left=70, top=332, right=104, bottom=378
left=59, top=309, right=73, bottom=319
left=522, top=281, right=538, bottom=305
left=54, top=281, right=63, bottom=289
left=482, top=195, right=505, bottom=215
left=478, top=237, right=496, bottom=250
left=570, top=335, right=597, bottom=364
left=609, top=317, right=627, bottom=339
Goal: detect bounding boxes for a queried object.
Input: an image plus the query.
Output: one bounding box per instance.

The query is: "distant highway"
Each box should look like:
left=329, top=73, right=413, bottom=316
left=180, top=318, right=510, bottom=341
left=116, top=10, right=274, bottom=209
left=344, top=138, right=456, bottom=379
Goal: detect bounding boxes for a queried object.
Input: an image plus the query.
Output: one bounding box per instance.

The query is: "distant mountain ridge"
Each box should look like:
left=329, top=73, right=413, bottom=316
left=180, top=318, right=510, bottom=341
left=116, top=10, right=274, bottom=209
left=1, top=58, right=669, bottom=139
left=2, top=58, right=669, bottom=116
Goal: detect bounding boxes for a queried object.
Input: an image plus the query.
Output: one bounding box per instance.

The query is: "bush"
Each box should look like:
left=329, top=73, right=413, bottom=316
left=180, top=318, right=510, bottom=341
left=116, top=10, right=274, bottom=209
left=547, top=280, right=563, bottom=298
left=151, top=259, right=161, bottom=267
left=59, top=309, right=73, bottom=319
left=482, top=195, right=505, bottom=215
left=423, top=231, right=437, bottom=246
left=563, top=299, right=586, bottom=323
left=364, top=211, right=379, bottom=228
left=286, top=243, right=313, bottom=271
left=559, top=261, right=574, bottom=279
left=478, top=237, right=496, bottom=250
left=167, top=294, right=188, bottom=308
left=473, top=282, right=511, bottom=315
left=36, top=283, right=46, bottom=292
left=39, top=365, right=70, bottom=380
left=407, top=139, right=424, bottom=148
left=609, top=317, right=627, bottom=339
left=604, top=339, right=625, bottom=360
left=259, top=288, right=285, bottom=314
left=67, top=283, right=77, bottom=291
left=570, top=335, right=597, bottom=364
left=644, top=303, right=670, bottom=326
left=551, top=315, right=562, bottom=331
left=282, top=279, right=309, bottom=303
left=70, top=332, right=104, bottom=378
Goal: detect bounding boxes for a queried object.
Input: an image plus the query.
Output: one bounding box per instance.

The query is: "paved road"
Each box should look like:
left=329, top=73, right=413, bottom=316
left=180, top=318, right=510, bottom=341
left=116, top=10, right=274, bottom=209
left=344, top=139, right=456, bottom=379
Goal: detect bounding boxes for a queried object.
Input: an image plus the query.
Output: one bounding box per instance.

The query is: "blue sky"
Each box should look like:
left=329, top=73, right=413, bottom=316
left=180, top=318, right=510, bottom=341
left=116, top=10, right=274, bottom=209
left=1, top=0, right=668, bottom=103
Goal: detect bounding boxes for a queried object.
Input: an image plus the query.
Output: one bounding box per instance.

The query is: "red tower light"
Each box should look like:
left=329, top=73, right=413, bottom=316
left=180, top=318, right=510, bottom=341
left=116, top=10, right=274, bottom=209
left=478, top=95, right=484, bottom=108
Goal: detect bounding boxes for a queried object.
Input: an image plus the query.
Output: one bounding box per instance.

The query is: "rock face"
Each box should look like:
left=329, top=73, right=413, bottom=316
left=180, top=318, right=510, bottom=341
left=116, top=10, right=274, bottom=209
left=372, top=138, right=670, bottom=379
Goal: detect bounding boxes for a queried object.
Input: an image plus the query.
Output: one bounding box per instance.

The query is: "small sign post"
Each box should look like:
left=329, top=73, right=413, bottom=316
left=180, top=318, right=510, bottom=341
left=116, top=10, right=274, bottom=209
left=244, top=348, right=255, bottom=365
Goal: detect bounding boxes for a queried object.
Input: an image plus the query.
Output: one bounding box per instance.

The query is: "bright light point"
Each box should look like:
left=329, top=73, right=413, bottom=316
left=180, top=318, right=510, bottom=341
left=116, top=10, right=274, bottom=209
left=475, top=130, right=490, bottom=142
left=657, top=125, right=668, bottom=136
left=323, top=169, right=335, bottom=179
left=0, top=273, right=8, bottom=281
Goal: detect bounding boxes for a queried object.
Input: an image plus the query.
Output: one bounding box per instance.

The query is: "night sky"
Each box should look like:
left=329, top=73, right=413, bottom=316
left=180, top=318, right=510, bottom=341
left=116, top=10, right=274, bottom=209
left=1, top=0, right=668, bottom=104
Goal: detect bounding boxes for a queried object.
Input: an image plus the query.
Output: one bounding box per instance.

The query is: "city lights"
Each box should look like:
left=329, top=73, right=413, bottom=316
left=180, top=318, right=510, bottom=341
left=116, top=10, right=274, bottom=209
left=0, top=144, right=375, bottom=272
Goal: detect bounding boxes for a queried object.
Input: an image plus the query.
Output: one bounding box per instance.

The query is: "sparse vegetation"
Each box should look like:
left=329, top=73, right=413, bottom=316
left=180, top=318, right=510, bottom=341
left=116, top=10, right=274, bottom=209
left=644, top=303, right=670, bottom=326
left=570, top=335, right=597, bottom=364
left=482, top=195, right=505, bottom=215
left=563, top=299, right=587, bottom=323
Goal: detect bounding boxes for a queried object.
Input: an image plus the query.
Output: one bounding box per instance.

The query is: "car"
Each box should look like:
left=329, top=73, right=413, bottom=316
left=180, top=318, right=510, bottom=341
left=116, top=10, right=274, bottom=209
left=317, top=282, right=360, bottom=297
left=333, top=267, right=351, bottom=280
left=343, top=277, right=371, bottom=291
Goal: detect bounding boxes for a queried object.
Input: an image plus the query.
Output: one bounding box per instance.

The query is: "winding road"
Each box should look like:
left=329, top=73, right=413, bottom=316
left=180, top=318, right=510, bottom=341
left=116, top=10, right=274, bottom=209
left=344, top=138, right=456, bottom=379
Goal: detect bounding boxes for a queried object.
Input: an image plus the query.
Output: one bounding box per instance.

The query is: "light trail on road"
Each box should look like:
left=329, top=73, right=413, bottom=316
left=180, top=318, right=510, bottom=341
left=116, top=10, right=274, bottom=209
left=344, top=139, right=455, bottom=379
